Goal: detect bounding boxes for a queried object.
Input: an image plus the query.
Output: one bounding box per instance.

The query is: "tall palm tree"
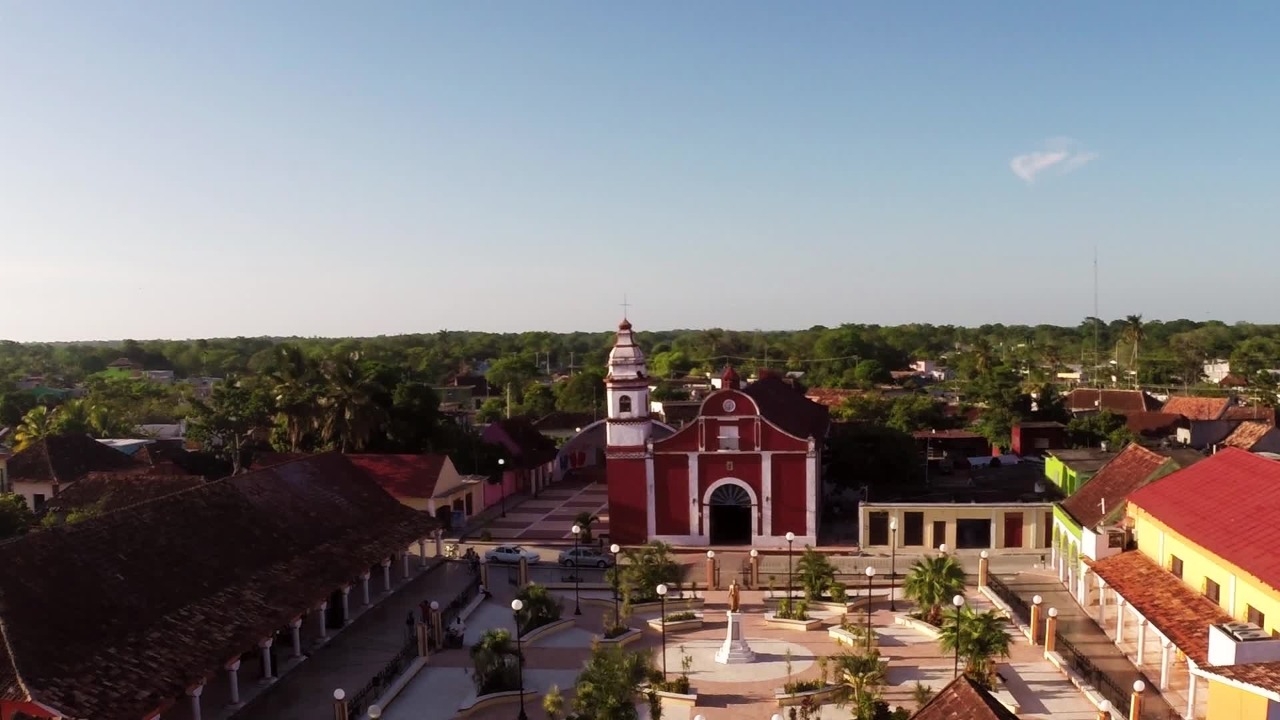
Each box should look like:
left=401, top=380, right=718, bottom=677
left=318, top=351, right=388, bottom=452
left=1123, top=315, right=1145, bottom=383
left=13, top=405, right=55, bottom=451
left=269, top=345, right=320, bottom=451
left=835, top=650, right=888, bottom=715
left=573, top=511, right=600, bottom=542
left=937, top=607, right=1013, bottom=688
left=901, top=555, right=967, bottom=625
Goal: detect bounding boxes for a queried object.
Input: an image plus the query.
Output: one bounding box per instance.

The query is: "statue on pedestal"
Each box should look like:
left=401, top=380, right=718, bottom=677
left=716, top=580, right=755, bottom=664
left=728, top=580, right=741, bottom=612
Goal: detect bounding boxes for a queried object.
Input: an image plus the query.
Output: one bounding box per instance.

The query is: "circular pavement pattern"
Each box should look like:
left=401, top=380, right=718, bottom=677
left=659, top=637, right=816, bottom=684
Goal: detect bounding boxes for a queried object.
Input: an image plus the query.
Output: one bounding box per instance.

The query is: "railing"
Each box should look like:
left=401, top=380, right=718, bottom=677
left=442, top=574, right=482, bottom=628
left=526, top=564, right=610, bottom=586
left=348, top=630, right=416, bottom=719
left=986, top=574, right=1031, bottom=625
left=1054, top=632, right=1169, bottom=720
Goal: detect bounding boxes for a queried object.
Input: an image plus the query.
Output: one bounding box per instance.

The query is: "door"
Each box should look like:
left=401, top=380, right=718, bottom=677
left=932, top=521, right=947, bottom=549
left=1003, top=512, right=1024, bottom=549
left=708, top=483, right=753, bottom=545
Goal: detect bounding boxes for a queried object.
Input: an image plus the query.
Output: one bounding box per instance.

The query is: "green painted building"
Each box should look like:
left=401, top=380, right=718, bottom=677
left=1044, top=447, right=1115, bottom=495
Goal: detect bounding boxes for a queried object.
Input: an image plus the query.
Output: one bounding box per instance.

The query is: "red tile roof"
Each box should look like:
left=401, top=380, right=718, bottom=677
left=741, top=375, right=831, bottom=439
left=804, top=387, right=864, bottom=408
left=1204, top=661, right=1280, bottom=696
left=1065, top=389, right=1163, bottom=414
left=1224, top=405, right=1277, bottom=424
left=1222, top=421, right=1275, bottom=451
left=1160, top=396, right=1230, bottom=421
left=1086, top=551, right=1232, bottom=664
left=1061, top=444, right=1172, bottom=528
left=487, top=417, right=559, bottom=467
left=347, top=454, right=450, bottom=501
left=911, top=674, right=1021, bottom=720
left=1124, top=411, right=1185, bottom=437
left=0, top=453, right=437, bottom=720
left=1127, top=448, right=1280, bottom=591
left=44, top=472, right=206, bottom=515
left=6, top=434, right=143, bottom=485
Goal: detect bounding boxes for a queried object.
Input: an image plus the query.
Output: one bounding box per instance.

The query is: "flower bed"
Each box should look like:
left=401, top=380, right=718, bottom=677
left=895, top=613, right=942, bottom=639
left=455, top=689, right=538, bottom=718
left=596, top=627, right=643, bottom=646
left=646, top=613, right=704, bottom=632
left=765, top=613, right=825, bottom=631
left=774, top=683, right=843, bottom=707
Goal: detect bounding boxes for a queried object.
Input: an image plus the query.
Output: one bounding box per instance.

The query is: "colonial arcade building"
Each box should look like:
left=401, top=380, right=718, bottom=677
left=604, top=319, right=830, bottom=547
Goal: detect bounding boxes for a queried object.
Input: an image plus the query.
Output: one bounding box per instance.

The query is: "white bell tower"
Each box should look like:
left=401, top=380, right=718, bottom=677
left=605, top=318, right=652, bottom=448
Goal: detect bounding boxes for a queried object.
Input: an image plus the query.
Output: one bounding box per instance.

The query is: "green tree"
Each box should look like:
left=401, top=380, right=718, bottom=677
left=384, top=381, right=442, bottom=452
left=938, top=607, right=1013, bottom=688
left=542, top=685, right=565, bottom=720
left=470, top=629, right=521, bottom=694
left=555, top=368, right=605, bottom=414
left=650, top=351, right=694, bottom=379
left=317, top=352, right=389, bottom=452
left=574, top=511, right=600, bottom=542
left=477, top=397, right=506, bottom=423
left=269, top=345, right=322, bottom=452
left=186, top=376, right=273, bottom=474
left=619, top=541, right=681, bottom=603
left=0, top=494, right=33, bottom=539
left=519, top=382, right=557, bottom=418
left=13, top=405, right=55, bottom=451
left=513, top=583, right=563, bottom=634
left=902, top=555, right=967, bottom=625
left=572, top=642, right=653, bottom=720
left=835, top=650, right=888, bottom=718
left=1066, top=410, right=1134, bottom=449
left=796, top=547, right=837, bottom=600
left=850, top=359, right=891, bottom=388
left=486, top=356, right=540, bottom=402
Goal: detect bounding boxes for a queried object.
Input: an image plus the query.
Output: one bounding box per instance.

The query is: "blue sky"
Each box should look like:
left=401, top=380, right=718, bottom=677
left=2, top=2, right=1278, bottom=341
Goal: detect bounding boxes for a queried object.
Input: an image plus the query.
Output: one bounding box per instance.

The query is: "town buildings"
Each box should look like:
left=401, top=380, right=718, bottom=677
left=604, top=319, right=830, bottom=546
left=348, top=453, right=488, bottom=529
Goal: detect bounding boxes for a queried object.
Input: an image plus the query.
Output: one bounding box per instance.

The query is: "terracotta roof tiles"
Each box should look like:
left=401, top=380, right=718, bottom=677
left=43, top=473, right=206, bottom=515
left=1160, top=396, right=1230, bottom=421
left=741, top=376, right=830, bottom=440
left=0, top=453, right=438, bottom=720
left=1085, top=551, right=1232, bottom=664
left=347, top=453, right=450, bottom=501
left=1205, top=661, right=1280, bottom=696
left=1128, top=448, right=1280, bottom=591
left=6, top=434, right=143, bottom=485
left=911, top=674, right=1021, bottom=719
left=1124, top=411, right=1185, bottom=437
left=1224, top=405, right=1277, bottom=424
left=1222, top=421, right=1275, bottom=450
left=1061, top=444, right=1171, bottom=528
left=1065, top=389, right=1163, bottom=414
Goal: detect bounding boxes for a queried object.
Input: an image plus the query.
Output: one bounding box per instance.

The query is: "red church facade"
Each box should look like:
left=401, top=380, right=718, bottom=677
left=604, top=319, right=829, bottom=547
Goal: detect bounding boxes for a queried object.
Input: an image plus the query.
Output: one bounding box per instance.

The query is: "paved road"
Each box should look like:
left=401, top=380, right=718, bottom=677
left=999, top=571, right=1178, bottom=718
left=235, top=561, right=478, bottom=720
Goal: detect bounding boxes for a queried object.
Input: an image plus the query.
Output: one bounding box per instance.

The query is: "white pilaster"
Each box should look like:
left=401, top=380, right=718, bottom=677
left=1160, top=639, right=1172, bottom=690
left=1136, top=618, right=1147, bottom=665
left=402, top=551, right=411, bottom=579
left=418, top=539, right=428, bottom=568
left=687, top=453, right=698, bottom=536
left=645, top=454, right=657, bottom=538
left=382, top=559, right=392, bottom=592
left=1228, top=575, right=1237, bottom=614
left=1115, top=596, right=1126, bottom=644
left=1097, top=577, right=1107, bottom=624
left=341, top=586, right=351, bottom=624
left=290, top=618, right=303, bottom=658
left=990, top=507, right=999, bottom=549
left=1186, top=667, right=1198, bottom=719
left=258, top=638, right=273, bottom=680
left=361, top=572, right=371, bottom=606
left=804, top=449, right=816, bottom=538
left=188, top=684, right=203, bottom=720
left=227, top=661, right=241, bottom=706
left=1077, top=567, right=1089, bottom=606
left=761, top=451, right=772, bottom=537
left=317, top=603, right=328, bottom=640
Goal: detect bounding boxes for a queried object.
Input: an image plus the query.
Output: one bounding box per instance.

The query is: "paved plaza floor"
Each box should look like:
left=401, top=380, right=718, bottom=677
left=477, top=477, right=609, bottom=542
left=384, top=580, right=1101, bottom=720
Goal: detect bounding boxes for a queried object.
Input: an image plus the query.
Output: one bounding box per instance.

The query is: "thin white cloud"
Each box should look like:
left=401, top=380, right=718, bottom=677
left=1010, top=137, right=1098, bottom=184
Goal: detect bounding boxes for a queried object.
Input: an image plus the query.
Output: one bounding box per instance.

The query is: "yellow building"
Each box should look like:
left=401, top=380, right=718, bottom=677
left=860, top=502, right=1054, bottom=552
left=1082, top=448, right=1280, bottom=719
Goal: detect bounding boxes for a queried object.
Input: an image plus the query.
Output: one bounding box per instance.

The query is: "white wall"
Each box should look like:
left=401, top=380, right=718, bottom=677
left=14, top=481, right=54, bottom=513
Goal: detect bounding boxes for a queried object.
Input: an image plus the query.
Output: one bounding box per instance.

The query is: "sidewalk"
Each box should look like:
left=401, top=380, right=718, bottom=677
left=999, top=571, right=1179, bottom=718
left=235, top=561, right=478, bottom=720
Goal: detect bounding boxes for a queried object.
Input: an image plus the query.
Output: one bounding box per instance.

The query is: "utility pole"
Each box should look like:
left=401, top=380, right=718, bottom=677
left=506, top=383, right=512, bottom=419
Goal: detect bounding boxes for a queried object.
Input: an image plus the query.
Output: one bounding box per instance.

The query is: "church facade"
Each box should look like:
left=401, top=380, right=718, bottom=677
left=604, top=319, right=830, bottom=547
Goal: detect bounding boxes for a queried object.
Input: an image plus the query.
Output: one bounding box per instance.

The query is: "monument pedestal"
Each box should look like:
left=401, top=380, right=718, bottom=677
left=714, top=611, right=756, bottom=664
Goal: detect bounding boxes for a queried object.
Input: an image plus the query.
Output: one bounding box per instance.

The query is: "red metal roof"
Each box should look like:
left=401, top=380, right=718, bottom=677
left=347, top=454, right=449, bottom=500
left=1128, top=448, right=1280, bottom=589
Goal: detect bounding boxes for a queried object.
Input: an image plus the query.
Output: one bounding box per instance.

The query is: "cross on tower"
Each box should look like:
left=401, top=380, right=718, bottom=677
left=620, top=294, right=631, bottom=319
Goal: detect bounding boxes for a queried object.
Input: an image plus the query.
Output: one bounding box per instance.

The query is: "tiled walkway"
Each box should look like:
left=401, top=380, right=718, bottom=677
left=385, top=581, right=1099, bottom=720
left=999, top=571, right=1180, bottom=718
left=477, top=477, right=609, bottom=542
left=234, top=561, right=479, bottom=720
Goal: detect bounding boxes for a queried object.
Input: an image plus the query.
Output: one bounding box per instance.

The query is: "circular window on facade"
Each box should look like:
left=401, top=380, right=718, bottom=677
left=722, top=399, right=737, bottom=413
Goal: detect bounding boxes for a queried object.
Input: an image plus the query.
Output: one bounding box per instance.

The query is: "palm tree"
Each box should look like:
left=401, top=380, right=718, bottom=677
left=835, top=650, right=888, bottom=715
left=13, top=405, right=55, bottom=451
left=470, top=628, right=521, bottom=694
left=1123, top=314, right=1145, bottom=383
left=317, top=351, right=388, bottom=452
left=270, top=345, right=320, bottom=451
left=901, top=555, right=967, bottom=625
left=574, top=511, right=599, bottom=542
left=937, top=607, right=1013, bottom=688
left=572, top=643, right=653, bottom=720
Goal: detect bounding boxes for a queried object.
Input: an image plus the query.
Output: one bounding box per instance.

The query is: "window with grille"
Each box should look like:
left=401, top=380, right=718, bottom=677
left=1205, top=578, right=1221, bottom=605
left=718, top=425, right=739, bottom=451
left=1248, top=606, right=1266, bottom=628
left=1170, top=556, right=1183, bottom=579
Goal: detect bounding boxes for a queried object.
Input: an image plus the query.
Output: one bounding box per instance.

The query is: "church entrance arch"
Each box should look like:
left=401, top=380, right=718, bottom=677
left=707, top=481, right=754, bottom=546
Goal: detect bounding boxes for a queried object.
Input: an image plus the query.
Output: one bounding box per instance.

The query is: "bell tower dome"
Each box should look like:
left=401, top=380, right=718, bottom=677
left=605, top=318, right=652, bottom=448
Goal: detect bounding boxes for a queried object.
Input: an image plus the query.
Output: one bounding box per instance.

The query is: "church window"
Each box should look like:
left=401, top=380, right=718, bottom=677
left=618, top=395, right=633, bottom=415
left=718, top=425, right=740, bottom=451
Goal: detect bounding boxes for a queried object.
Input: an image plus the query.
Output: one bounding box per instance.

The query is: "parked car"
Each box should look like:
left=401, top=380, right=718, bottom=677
left=484, top=545, right=541, bottom=564
left=558, top=547, right=614, bottom=568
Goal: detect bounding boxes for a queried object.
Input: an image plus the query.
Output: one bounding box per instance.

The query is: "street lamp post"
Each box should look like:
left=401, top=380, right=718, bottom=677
left=610, top=543, right=622, bottom=626
left=571, top=524, right=583, bottom=615
left=656, top=583, right=669, bottom=680
left=889, top=518, right=898, bottom=611
left=498, top=458, right=507, bottom=518
left=511, top=598, right=528, bottom=720
left=951, top=594, right=966, bottom=678
left=864, top=566, right=876, bottom=650
left=785, top=531, right=796, bottom=599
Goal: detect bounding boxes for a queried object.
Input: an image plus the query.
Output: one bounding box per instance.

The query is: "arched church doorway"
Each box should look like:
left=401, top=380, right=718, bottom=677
left=708, top=483, right=753, bottom=545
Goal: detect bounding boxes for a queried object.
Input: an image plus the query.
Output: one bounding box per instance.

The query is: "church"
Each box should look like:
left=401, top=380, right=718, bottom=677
left=604, top=318, right=830, bottom=547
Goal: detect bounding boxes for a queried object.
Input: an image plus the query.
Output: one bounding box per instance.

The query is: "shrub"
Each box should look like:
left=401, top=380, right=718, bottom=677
left=619, top=541, right=681, bottom=603
left=664, top=611, right=697, bottom=623
left=776, top=599, right=810, bottom=621
left=797, top=547, right=837, bottom=600
left=783, top=678, right=826, bottom=694
left=514, top=583, right=563, bottom=633
left=829, top=582, right=849, bottom=603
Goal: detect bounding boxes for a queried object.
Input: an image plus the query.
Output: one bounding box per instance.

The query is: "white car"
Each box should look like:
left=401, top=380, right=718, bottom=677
left=484, top=545, right=541, bottom=565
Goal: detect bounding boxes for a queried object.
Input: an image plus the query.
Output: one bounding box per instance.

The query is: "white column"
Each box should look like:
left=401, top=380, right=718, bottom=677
left=289, top=618, right=303, bottom=657
left=402, top=551, right=411, bottom=579
left=361, top=572, right=371, bottom=606
left=382, top=559, right=392, bottom=592
left=227, top=661, right=242, bottom=705
left=645, top=455, right=657, bottom=538
left=317, top=603, right=329, bottom=639
left=760, top=451, right=772, bottom=540
left=804, top=449, right=816, bottom=539
left=341, top=586, right=351, bottom=624
left=434, top=530, right=443, bottom=557
left=1077, top=568, right=1089, bottom=606
left=1186, top=668, right=1198, bottom=719
left=686, top=453, right=698, bottom=536
left=418, top=539, right=428, bottom=568
left=1097, top=578, right=1107, bottom=624
left=1136, top=618, right=1147, bottom=665
left=1058, top=553, right=1067, bottom=582
left=1160, top=639, right=1172, bottom=690
left=990, top=508, right=999, bottom=549
left=258, top=638, right=273, bottom=680
left=1115, top=596, right=1126, bottom=645
left=188, top=684, right=203, bottom=720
